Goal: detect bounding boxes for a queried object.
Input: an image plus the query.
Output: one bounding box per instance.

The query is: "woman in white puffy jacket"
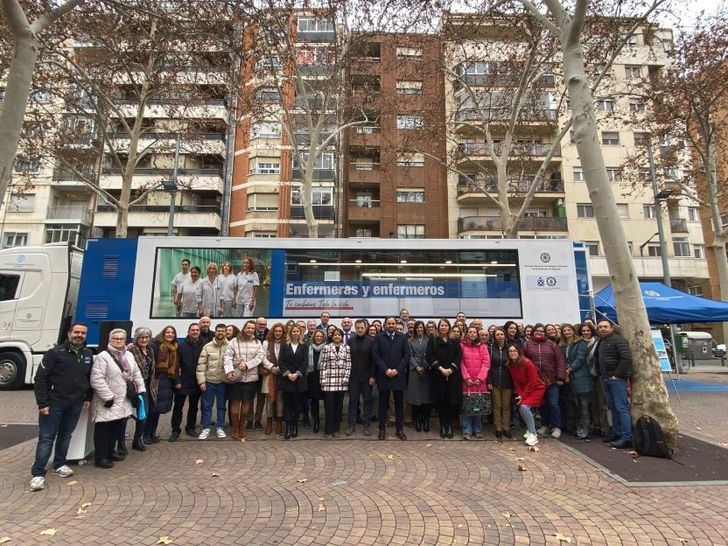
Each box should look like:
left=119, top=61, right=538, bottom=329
left=91, top=328, right=145, bottom=469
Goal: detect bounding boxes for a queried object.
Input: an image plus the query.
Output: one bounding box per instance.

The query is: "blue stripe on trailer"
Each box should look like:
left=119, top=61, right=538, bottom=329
left=76, top=238, right=139, bottom=345
left=268, top=249, right=286, bottom=316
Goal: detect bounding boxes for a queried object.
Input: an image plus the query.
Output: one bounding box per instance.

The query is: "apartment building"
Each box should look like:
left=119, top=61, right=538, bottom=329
left=344, top=34, right=448, bottom=238
left=1, top=34, right=231, bottom=247
left=229, top=12, right=339, bottom=238
left=442, top=14, right=709, bottom=292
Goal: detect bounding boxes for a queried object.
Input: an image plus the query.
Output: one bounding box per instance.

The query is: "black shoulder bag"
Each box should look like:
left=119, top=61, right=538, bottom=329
left=105, top=351, right=140, bottom=408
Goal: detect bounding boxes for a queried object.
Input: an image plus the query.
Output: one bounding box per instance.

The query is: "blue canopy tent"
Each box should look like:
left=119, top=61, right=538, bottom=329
left=594, top=282, right=728, bottom=324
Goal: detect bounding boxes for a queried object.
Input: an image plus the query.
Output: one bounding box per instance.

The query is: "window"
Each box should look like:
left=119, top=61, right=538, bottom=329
left=643, top=205, right=656, bottom=219
left=606, top=168, right=622, bottom=182
left=596, top=99, right=614, bottom=112
left=248, top=158, right=280, bottom=175
left=0, top=273, right=21, bottom=301
left=396, top=189, right=425, bottom=203
left=625, top=65, right=641, bottom=79
left=673, top=237, right=691, bottom=257
left=250, top=122, right=281, bottom=139
left=397, top=224, right=425, bottom=239
left=634, top=132, right=650, bottom=146
left=13, top=157, right=40, bottom=173
left=2, top=232, right=27, bottom=248
left=396, top=46, right=422, bottom=60
left=577, top=203, right=594, bottom=218
left=602, top=131, right=620, bottom=145
left=7, top=193, right=35, bottom=212
left=297, top=17, right=334, bottom=32
left=721, top=212, right=728, bottom=228
left=629, top=100, right=646, bottom=113
left=293, top=152, right=334, bottom=170
left=31, top=89, right=52, bottom=102
left=0, top=87, right=5, bottom=102
left=396, top=115, right=424, bottom=129
left=255, top=87, right=281, bottom=102
left=255, top=57, right=283, bottom=71
left=354, top=228, right=373, bottom=237
left=688, top=285, right=703, bottom=296
left=44, top=224, right=87, bottom=247
left=584, top=241, right=600, bottom=256
left=291, top=187, right=333, bottom=206
left=693, top=244, right=704, bottom=259
left=572, top=167, right=585, bottom=182
left=617, top=203, right=629, bottom=218
left=647, top=243, right=661, bottom=257
left=396, top=80, right=422, bottom=95
left=688, top=207, right=700, bottom=222
left=626, top=33, right=638, bottom=46
left=395, top=152, right=425, bottom=167
left=246, top=193, right=279, bottom=212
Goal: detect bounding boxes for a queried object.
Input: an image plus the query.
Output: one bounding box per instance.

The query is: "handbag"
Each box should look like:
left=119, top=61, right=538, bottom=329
left=462, top=386, right=492, bottom=416
left=537, top=368, right=554, bottom=387
left=106, top=351, right=139, bottom=407
left=136, top=394, right=147, bottom=421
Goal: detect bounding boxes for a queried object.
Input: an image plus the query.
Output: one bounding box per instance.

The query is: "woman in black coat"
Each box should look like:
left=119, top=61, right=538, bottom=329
left=426, top=319, right=463, bottom=439
left=279, top=325, right=308, bottom=440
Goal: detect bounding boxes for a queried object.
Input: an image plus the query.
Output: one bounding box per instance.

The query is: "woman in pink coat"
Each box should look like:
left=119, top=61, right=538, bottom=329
left=460, top=326, right=491, bottom=440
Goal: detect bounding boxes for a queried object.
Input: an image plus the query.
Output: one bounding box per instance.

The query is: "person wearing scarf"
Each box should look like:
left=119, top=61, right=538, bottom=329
left=129, top=327, right=154, bottom=452
left=90, top=329, right=145, bottom=469
left=145, top=326, right=179, bottom=444
left=261, top=323, right=286, bottom=435
left=306, top=330, right=327, bottom=433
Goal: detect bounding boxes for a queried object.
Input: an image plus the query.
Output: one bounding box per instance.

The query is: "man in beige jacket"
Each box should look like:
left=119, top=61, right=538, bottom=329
left=197, top=324, right=229, bottom=440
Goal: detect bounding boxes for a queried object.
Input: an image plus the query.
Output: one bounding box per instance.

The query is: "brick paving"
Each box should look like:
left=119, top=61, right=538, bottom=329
left=1, top=389, right=727, bottom=545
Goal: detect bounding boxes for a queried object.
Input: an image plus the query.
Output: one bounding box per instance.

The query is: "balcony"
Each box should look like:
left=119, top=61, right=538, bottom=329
left=59, top=133, right=100, bottom=150
left=296, top=30, right=335, bottom=43
left=106, top=132, right=226, bottom=155
left=53, top=166, right=96, bottom=186
left=350, top=125, right=382, bottom=146
left=457, top=215, right=568, bottom=233
left=46, top=205, right=93, bottom=225
left=289, top=205, right=335, bottom=219
left=299, top=64, right=331, bottom=77
left=100, top=167, right=223, bottom=192
left=347, top=199, right=380, bottom=222
left=669, top=218, right=688, bottom=233
left=293, top=132, right=335, bottom=146
left=294, top=96, right=338, bottom=110
left=348, top=162, right=381, bottom=184
left=94, top=204, right=222, bottom=230
left=291, top=168, right=335, bottom=180
left=457, top=176, right=564, bottom=195
left=457, top=142, right=561, bottom=158
left=455, top=73, right=555, bottom=88
left=456, top=107, right=558, bottom=123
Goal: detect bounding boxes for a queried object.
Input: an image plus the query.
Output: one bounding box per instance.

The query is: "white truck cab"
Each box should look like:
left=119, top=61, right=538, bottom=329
left=0, top=244, right=81, bottom=389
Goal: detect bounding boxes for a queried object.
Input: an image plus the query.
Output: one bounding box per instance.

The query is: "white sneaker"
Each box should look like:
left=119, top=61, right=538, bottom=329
left=198, top=428, right=210, bottom=440
left=523, top=431, right=529, bottom=439
left=52, top=465, right=74, bottom=478
left=525, top=433, right=539, bottom=446
left=551, top=427, right=562, bottom=439
left=216, top=428, right=226, bottom=439
left=537, top=426, right=548, bottom=436
left=30, top=476, right=45, bottom=491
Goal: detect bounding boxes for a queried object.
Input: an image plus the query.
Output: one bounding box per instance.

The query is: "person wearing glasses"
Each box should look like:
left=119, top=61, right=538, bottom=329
left=129, top=327, right=155, bottom=452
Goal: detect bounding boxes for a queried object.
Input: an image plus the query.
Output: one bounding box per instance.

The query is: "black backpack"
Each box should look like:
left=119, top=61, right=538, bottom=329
left=633, top=415, right=671, bottom=458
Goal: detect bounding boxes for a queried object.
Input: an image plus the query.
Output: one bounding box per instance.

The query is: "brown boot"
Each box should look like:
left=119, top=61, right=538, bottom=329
left=265, top=417, right=273, bottom=435
left=239, top=401, right=250, bottom=440
left=230, top=402, right=241, bottom=440
left=275, top=418, right=283, bottom=436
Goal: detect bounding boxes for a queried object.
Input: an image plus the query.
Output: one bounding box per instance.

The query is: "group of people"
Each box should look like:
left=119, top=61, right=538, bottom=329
left=28, top=309, right=633, bottom=492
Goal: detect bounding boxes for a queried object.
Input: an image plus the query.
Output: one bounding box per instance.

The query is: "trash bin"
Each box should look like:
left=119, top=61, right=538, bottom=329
left=678, top=331, right=715, bottom=362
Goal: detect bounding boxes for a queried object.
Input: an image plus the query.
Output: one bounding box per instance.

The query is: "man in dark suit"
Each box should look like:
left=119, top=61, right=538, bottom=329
left=346, top=319, right=375, bottom=436
left=372, top=316, right=411, bottom=440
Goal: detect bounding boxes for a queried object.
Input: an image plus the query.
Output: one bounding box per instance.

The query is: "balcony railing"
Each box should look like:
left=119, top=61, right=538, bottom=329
left=350, top=161, right=380, bottom=171
left=354, top=126, right=381, bottom=134
left=290, top=205, right=335, bottom=219
left=96, top=204, right=220, bottom=214
left=294, top=96, right=338, bottom=110
left=296, top=30, right=336, bottom=43
left=54, top=166, right=96, bottom=181
left=299, top=64, right=332, bottom=76
left=458, top=215, right=568, bottom=232
left=670, top=218, right=689, bottom=233
left=102, top=167, right=223, bottom=176
left=349, top=198, right=381, bottom=208
left=291, top=168, right=335, bottom=180
left=457, top=142, right=561, bottom=157
left=456, top=107, right=558, bottom=122
left=457, top=177, right=564, bottom=194
left=106, top=132, right=225, bottom=141
left=46, top=205, right=93, bottom=224
left=456, top=73, right=555, bottom=87
left=293, top=132, right=335, bottom=145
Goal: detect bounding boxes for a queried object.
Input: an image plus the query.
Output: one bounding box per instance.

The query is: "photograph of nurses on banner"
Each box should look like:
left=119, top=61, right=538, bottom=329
left=152, top=247, right=522, bottom=319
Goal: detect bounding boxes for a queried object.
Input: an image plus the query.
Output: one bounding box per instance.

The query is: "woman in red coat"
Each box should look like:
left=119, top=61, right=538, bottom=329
left=507, top=345, right=545, bottom=446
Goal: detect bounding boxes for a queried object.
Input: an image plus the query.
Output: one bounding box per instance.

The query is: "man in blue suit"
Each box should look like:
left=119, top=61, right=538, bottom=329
left=372, top=316, right=411, bottom=441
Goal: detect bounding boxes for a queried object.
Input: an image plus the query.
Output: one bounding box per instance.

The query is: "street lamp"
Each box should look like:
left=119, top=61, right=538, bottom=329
left=162, top=178, right=178, bottom=236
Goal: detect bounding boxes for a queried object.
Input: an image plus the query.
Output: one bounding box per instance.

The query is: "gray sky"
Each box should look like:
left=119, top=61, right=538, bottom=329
left=670, top=0, right=725, bottom=28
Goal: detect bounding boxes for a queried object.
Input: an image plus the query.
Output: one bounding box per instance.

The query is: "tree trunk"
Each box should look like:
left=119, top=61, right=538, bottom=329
left=302, top=163, right=319, bottom=238
left=0, top=29, right=38, bottom=205
left=562, top=41, right=679, bottom=450
left=706, top=138, right=728, bottom=343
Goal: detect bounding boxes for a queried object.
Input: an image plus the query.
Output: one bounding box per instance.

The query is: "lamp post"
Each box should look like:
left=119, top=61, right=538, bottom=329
left=163, top=134, right=181, bottom=236
left=647, top=137, right=681, bottom=376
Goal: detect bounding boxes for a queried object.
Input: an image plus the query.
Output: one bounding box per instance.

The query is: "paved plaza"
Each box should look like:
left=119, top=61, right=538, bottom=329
left=1, top=369, right=727, bottom=545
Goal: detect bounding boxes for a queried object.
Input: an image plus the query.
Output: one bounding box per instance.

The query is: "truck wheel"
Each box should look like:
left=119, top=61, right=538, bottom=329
left=0, top=352, right=25, bottom=390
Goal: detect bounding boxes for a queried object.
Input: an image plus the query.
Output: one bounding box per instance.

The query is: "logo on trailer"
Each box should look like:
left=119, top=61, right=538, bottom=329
left=540, top=252, right=551, bottom=263
left=537, top=277, right=545, bottom=287
left=645, top=290, right=661, bottom=297
left=546, top=276, right=557, bottom=287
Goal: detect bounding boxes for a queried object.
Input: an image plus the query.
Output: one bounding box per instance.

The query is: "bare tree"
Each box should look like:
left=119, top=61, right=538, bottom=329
left=0, top=0, right=86, bottom=209
left=516, top=0, right=680, bottom=448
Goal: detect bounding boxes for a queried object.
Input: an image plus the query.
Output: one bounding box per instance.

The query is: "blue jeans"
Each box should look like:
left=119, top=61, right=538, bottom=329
left=201, top=382, right=227, bottom=429
left=602, top=377, right=632, bottom=441
left=540, top=384, right=561, bottom=428
left=519, top=405, right=536, bottom=434
left=31, top=404, right=83, bottom=477
left=348, top=378, right=373, bottom=428
left=461, top=414, right=482, bottom=435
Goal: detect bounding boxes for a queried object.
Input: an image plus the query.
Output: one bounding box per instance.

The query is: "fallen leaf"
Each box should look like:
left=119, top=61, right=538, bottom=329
left=0, top=537, right=11, bottom=544
left=297, top=478, right=307, bottom=483
left=719, top=443, right=728, bottom=448
left=0, top=424, right=6, bottom=428
left=517, top=464, right=527, bottom=472
left=515, top=457, right=525, bottom=461
left=629, top=451, right=638, bottom=456
left=40, top=529, right=57, bottom=537
left=553, top=532, right=572, bottom=543
left=211, top=472, right=220, bottom=478
left=386, top=455, right=395, bottom=460
left=425, top=443, right=432, bottom=447
left=528, top=446, right=540, bottom=453
left=696, top=427, right=702, bottom=430
left=508, top=447, right=516, bottom=451
left=77, top=502, right=92, bottom=515
left=194, top=459, right=204, bottom=465
left=318, top=498, right=326, bottom=512
left=501, top=512, right=512, bottom=518
left=67, top=480, right=78, bottom=486
left=156, top=537, right=173, bottom=545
